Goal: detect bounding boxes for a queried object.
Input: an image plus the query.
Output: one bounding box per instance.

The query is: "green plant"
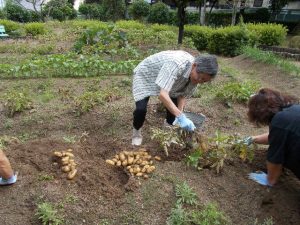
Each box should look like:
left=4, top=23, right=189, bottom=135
left=166, top=204, right=190, bottom=225
left=24, top=22, right=46, bottom=36
left=1, top=89, right=32, bottom=117
left=0, top=19, right=21, bottom=34
left=63, top=135, right=77, bottom=144
left=151, top=127, right=185, bottom=156
left=190, top=203, right=230, bottom=225
left=288, top=36, right=300, bottom=49
left=4, top=1, right=30, bottom=23
left=148, top=2, right=170, bottom=24
left=74, top=91, right=104, bottom=115
left=186, top=150, right=202, bottom=169
left=175, top=181, right=198, bottom=205
left=35, top=202, right=63, bottom=225
left=242, top=46, right=300, bottom=76
left=129, top=0, right=150, bottom=21
left=38, top=174, right=54, bottom=181
left=185, top=25, right=213, bottom=51
left=216, top=80, right=260, bottom=104
left=43, top=0, right=77, bottom=21
left=254, top=217, right=274, bottom=225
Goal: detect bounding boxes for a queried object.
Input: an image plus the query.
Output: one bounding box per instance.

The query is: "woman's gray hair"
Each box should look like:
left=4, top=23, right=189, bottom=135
left=194, top=54, right=218, bottom=77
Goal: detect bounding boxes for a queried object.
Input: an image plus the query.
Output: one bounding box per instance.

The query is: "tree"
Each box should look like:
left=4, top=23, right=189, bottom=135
left=13, top=0, right=46, bottom=21
left=269, top=0, right=288, bottom=14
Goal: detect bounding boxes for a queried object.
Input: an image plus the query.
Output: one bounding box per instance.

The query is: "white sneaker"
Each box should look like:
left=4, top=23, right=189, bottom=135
left=132, top=128, right=143, bottom=146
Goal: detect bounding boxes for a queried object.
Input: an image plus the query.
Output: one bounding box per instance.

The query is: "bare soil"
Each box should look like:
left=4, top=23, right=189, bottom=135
left=0, top=55, right=300, bottom=225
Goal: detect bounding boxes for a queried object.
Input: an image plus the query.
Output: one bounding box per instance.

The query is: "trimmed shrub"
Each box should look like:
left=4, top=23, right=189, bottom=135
left=208, top=26, right=249, bottom=56
left=247, top=23, right=287, bottom=46
left=24, top=22, right=46, bottom=36
left=151, top=24, right=175, bottom=32
left=289, top=36, right=300, bottom=49
left=185, top=12, right=199, bottom=25
left=185, top=25, right=213, bottom=51
left=43, top=0, right=77, bottom=21
left=129, top=0, right=150, bottom=21
left=148, top=2, right=169, bottom=24
left=78, top=3, right=106, bottom=20
left=0, top=19, right=21, bottom=34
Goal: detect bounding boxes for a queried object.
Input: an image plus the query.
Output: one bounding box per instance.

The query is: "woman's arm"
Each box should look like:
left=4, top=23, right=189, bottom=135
left=252, top=133, right=269, bottom=145
left=159, top=89, right=181, bottom=117
left=267, top=161, right=283, bottom=186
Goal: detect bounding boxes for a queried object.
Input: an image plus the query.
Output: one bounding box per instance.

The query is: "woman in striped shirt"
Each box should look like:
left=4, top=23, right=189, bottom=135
left=132, top=50, right=218, bottom=146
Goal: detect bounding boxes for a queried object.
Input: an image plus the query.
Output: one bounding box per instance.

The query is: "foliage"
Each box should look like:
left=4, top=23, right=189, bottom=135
left=115, top=20, right=146, bottom=30
left=0, top=54, right=140, bottom=78
left=216, top=80, right=260, bottom=104
left=0, top=19, right=21, bottom=34
left=242, top=46, right=300, bottom=76
left=151, top=127, right=187, bottom=156
left=175, top=181, right=198, bottom=205
left=185, top=25, right=212, bottom=51
left=289, top=36, right=300, bottom=49
left=78, top=3, right=105, bottom=20
left=1, top=89, right=32, bottom=117
left=148, top=2, right=170, bottom=24
left=0, top=9, right=7, bottom=19
left=246, top=23, right=287, bottom=46
left=190, top=203, right=230, bottom=225
left=101, top=0, right=125, bottom=21
left=43, top=0, right=77, bottom=21
left=166, top=204, right=190, bottom=225
left=129, top=0, right=150, bottom=21
left=208, top=26, right=249, bottom=56
left=24, top=22, right=46, bottom=36
left=4, top=1, right=30, bottom=22
left=35, top=202, right=63, bottom=225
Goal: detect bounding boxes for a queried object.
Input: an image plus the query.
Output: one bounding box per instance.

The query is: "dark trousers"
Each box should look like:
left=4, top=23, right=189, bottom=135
left=133, top=97, right=178, bottom=130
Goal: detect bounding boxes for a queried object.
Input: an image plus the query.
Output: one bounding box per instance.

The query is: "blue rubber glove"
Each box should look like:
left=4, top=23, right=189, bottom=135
left=237, top=136, right=253, bottom=146
left=173, top=113, right=196, bottom=131
left=248, top=172, right=272, bottom=187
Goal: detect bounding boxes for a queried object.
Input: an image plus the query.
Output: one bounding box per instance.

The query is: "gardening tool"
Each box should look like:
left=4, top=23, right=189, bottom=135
left=184, top=112, right=206, bottom=130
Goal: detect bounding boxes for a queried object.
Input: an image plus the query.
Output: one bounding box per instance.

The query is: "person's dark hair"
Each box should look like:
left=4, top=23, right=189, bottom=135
left=247, top=88, right=298, bottom=125
left=194, top=54, right=218, bottom=77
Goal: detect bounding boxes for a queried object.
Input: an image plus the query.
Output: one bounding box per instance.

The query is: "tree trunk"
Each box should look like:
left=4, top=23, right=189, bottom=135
left=177, top=3, right=185, bottom=44
left=231, top=0, right=238, bottom=26
left=200, top=0, right=206, bottom=25
left=199, top=3, right=201, bottom=24
left=124, top=0, right=129, bottom=20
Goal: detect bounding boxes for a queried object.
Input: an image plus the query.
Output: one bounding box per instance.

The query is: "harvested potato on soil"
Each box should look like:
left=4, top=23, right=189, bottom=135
left=105, top=148, right=158, bottom=178
left=53, top=149, right=78, bottom=180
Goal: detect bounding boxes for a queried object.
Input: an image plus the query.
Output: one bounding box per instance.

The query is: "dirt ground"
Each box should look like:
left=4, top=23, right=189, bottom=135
left=0, top=55, right=300, bottom=225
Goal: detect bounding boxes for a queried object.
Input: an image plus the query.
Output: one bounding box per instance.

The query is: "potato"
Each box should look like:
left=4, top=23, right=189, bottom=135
left=127, top=157, right=134, bottom=165
left=126, top=166, right=131, bottom=170
left=139, top=148, right=147, bottom=152
left=135, top=155, right=140, bottom=160
left=112, top=158, right=118, bottom=163
left=70, top=165, right=76, bottom=171
left=116, top=161, right=122, bottom=167
left=143, top=174, right=149, bottom=179
left=122, top=160, right=128, bottom=166
left=61, top=156, right=70, bottom=162
left=69, top=159, right=75, bottom=164
left=129, top=168, right=134, bottom=173
left=136, top=172, right=143, bottom=177
left=119, top=153, right=126, bottom=161
left=62, top=166, right=71, bottom=172
left=67, top=149, right=73, bottom=152
left=140, top=161, right=149, bottom=166
left=145, top=155, right=152, bottom=160
left=64, top=152, right=74, bottom=157
left=149, top=160, right=153, bottom=165
left=115, top=154, right=119, bottom=160
left=146, top=166, right=155, bottom=174
left=53, top=151, right=63, bottom=157
left=141, top=167, right=147, bottom=173
left=144, top=165, right=150, bottom=169
left=136, top=159, right=142, bottom=164
left=67, top=169, right=77, bottom=180
left=106, top=159, right=115, bottom=166
left=154, top=156, right=161, bottom=161
left=62, top=160, right=69, bottom=166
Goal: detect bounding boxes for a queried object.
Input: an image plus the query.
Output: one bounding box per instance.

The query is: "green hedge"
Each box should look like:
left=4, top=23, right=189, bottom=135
left=0, top=19, right=21, bottom=34
left=185, top=25, right=213, bottom=50
left=246, top=23, right=287, bottom=46
left=24, top=22, right=46, bottom=36
left=208, top=26, right=249, bottom=56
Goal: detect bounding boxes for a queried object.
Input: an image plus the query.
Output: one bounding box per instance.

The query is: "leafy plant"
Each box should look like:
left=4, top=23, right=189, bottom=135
left=38, top=174, right=54, bottom=181
left=216, top=80, right=260, bottom=104
left=190, top=203, right=230, bottom=225
left=62, top=135, right=77, bottom=144
left=166, top=204, right=190, bottom=225
left=24, top=22, right=46, bottom=36
left=35, top=202, right=63, bottom=225
left=151, top=127, right=185, bottom=156
left=1, top=89, right=32, bottom=117
left=175, top=182, right=198, bottom=206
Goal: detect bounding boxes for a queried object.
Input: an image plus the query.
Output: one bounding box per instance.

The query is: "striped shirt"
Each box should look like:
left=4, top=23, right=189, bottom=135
left=132, top=50, right=197, bottom=102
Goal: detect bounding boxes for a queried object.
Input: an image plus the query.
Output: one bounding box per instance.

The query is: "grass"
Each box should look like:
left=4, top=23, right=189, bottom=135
left=242, top=46, right=300, bottom=76
left=38, top=174, right=54, bottom=181
left=35, top=202, right=64, bottom=225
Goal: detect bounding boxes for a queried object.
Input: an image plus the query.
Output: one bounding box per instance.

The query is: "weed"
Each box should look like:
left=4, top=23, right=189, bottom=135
left=64, top=194, right=78, bottom=204
left=190, top=203, right=230, bottom=225
left=175, top=181, right=198, bottom=206
left=0, top=136, right=19, bottom=149
left=1, top=89, right=32, bottom=117
left=254, top=217, right=274, bottom=225
left=216, top=80, right=260, bottom=104
left=186, top=150, right=202, bottom=169
left=166, top=204, right=190, bottom=225
left=63, top=135, right=77, bottom=144
left=38, top=174, right=54, bottom=181
left=35, top=202, right=63, bottom=225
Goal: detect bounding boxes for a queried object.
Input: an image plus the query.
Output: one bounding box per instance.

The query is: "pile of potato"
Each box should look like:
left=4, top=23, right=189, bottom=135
left=53, top=149, right=77, bottom=180
left=105, top=148, right=161, bottom=179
